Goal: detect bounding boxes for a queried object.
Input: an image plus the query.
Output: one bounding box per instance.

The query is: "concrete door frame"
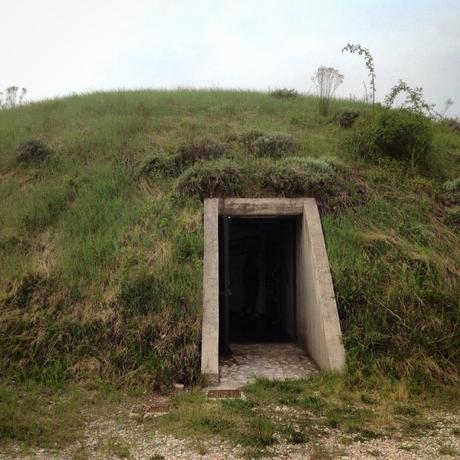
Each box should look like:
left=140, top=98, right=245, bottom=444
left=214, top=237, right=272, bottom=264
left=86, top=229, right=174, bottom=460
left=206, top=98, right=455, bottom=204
left=200, top=198, right=345, bottom=385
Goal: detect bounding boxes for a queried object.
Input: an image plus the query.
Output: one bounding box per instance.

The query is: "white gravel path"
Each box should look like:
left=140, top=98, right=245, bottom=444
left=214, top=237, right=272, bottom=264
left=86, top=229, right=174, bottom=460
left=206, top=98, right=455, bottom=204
left=1, top=401, right=458, bottom=459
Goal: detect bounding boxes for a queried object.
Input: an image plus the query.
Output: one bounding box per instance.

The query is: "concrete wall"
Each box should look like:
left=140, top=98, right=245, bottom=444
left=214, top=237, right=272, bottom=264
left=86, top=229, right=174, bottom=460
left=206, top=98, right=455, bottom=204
left=297, top=200, right=346, bottom=371
left=200, top=199, right=220, bottom=384
left=201, top=198, right=345, bottom=382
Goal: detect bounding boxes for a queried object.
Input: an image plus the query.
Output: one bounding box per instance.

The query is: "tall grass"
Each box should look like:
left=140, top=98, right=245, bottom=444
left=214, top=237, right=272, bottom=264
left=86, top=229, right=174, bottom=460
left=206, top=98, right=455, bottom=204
left=0, top=89, right=459, bottom=387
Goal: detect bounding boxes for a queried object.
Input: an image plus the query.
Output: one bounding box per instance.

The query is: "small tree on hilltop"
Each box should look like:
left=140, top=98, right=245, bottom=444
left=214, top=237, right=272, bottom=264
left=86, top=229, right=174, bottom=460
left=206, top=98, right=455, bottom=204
left=311, top=66, right=344, bottom=116
left=0, top=86, right=27, bottom=110
left=342, top=43, right=376, bottom=106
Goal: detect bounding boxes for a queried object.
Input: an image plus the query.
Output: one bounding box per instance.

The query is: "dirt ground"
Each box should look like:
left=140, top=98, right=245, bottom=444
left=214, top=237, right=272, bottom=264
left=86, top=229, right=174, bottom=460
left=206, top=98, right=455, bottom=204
left=2, top=396, right=459, bottom=460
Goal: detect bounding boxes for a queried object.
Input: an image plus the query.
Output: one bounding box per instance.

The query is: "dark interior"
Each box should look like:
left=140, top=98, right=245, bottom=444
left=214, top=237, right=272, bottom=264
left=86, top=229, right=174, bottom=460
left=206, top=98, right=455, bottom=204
left=219, top=216, right=297, bottom=355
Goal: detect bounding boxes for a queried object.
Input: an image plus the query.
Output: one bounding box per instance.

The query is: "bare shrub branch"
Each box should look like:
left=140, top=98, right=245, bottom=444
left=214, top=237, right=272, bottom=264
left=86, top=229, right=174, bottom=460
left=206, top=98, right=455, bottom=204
left=0, top=86, right=27, bottom=110
left=311, top=66, right=344, bottom=116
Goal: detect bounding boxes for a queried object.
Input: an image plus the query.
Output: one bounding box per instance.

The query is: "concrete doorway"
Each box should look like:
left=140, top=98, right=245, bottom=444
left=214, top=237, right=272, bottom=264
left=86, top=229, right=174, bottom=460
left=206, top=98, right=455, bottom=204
left=219, top=216, right=298, bottom=354
left=201, top=198, right=345, bottom=386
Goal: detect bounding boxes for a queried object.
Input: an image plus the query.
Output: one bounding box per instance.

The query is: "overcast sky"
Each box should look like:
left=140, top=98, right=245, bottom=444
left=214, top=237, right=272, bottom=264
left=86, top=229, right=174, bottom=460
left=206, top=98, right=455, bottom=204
left=2, top=0, right=459, bottom=115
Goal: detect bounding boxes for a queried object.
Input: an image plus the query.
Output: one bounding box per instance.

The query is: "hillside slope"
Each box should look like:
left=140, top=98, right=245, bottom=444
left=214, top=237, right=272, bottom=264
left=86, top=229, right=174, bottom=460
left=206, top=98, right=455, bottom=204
left=0, top=90, right=459, bottom=388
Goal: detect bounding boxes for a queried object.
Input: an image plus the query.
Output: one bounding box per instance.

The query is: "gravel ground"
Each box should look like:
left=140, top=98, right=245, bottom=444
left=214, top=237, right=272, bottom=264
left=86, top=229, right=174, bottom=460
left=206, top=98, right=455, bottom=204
left=1, top=403, right=459, bottom=459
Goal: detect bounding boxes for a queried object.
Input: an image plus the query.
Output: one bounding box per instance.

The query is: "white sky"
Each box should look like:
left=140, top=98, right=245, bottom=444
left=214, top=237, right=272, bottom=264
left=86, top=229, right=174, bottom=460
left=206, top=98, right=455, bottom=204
left=2, top=0, right=460, bottom=115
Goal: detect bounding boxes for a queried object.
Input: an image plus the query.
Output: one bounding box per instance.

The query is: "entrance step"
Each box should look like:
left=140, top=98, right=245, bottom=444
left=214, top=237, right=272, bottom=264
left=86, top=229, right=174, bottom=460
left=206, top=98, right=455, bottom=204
left=218, top=343, right=317, bottom=389
left=206, top=388, right=243, bottom=399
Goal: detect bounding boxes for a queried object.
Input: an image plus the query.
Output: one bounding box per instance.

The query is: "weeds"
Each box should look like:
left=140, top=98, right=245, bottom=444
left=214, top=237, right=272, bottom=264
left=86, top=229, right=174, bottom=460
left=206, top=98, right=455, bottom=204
left=311, top=66, right=344, bottom=116
left=0, top=89, right=459, bottom=388
left=252, top=132, right=298, bottom=157
left=228, top=129, right=297, bottom=157
left=335, top=108, right=360, bottom=128
left=349, top=108, right=434, bottom=169
left=101, top=436, right=131, bottom=458
left=177, top=159, right=245, bottom=198
left=177, top=138, right=227, bottom=164
left=152, top=373, right=460, bottom=457
left=17, top=139, right=50, bottom=163
left=269, top=88, right=299, bottom=99
left=139, top=152, right=180, bottom=177
left=0, top=383, right=84, bottom=449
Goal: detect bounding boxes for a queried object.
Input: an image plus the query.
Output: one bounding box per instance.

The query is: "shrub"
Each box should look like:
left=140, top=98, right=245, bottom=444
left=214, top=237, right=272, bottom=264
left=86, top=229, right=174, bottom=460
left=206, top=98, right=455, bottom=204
left=311, top=66, right=344, bottom=116
left=251, top=416, right=275, bottom=446
left=351, top=109, right=433, bottom=167
left=260, top=156, right=364, bottom=213
left=442, top=177, right=460, bottom=194
left=384, top=80, right=434, bottom=115
left=139, top=153, right=180, bottom=177
left=261, top=156, right=341, bottom=196
left=444, top=207, right=460, bottom=230
left=177, top=138, right=227, bottom=165
left=335, top=108, right=360, bottom=128
left=269, top=88, right=299, bottom=99
left=176, top=159, right=245, bottom=199
left=17, top=139, right=50, bottom=163
left=252, top=132, right=298, bottom=158
left=226, top=129, right=265, bottom=149
left=443, top=118, right=460, bottom=134
left=227, top=130, right=297, bottom=157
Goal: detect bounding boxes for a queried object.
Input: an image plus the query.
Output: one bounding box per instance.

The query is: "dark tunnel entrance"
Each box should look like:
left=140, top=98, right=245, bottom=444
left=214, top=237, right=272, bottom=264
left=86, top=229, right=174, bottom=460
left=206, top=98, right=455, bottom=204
left=219, top=216, right=297, bottom=356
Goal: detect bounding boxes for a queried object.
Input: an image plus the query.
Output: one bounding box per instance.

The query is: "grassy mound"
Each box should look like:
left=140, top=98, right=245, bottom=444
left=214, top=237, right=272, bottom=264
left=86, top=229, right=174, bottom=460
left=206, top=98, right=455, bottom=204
left=0, top=90, right=459, bottom=389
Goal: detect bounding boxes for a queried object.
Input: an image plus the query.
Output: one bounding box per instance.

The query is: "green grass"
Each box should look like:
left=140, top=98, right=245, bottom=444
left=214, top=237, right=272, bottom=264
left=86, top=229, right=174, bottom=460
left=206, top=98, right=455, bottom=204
left=0, top=89, right=459, bottom=390
left=99, top=436, right=131, bottom=459
left=0, top=380, right=138, bottom=455
left=150, top=373, right=460, bottom=458
left=0, top=382, right=84, bottom=451
left=0, top=373, right=458, bottom=457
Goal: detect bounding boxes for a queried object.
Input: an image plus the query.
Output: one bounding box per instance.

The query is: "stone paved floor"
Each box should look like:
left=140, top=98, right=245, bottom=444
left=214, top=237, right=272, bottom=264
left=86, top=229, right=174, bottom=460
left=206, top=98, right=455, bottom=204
left=215, top=343, right=318, bottom=389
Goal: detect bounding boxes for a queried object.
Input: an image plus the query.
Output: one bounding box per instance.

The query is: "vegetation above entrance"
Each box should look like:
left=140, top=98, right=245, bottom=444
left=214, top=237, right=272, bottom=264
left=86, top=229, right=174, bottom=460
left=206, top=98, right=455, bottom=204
left=0, top=89, right=459, bottom=390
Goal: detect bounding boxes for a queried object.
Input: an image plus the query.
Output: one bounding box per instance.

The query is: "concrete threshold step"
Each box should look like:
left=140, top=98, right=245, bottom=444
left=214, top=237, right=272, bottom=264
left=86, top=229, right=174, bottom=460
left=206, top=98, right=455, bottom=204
left=206, top=388, right=243, bottom=399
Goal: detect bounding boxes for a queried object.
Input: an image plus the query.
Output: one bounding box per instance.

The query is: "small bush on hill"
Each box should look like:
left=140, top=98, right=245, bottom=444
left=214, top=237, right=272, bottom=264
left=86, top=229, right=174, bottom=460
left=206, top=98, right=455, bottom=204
left=260, top=156, right=366, bottom=213
left=442, top=118, right=460, bottom=134
left=351, top=109, right=433, bottom=168
left=252, top=133, right=298, bottom=158
left=261, top=156, right=342, bottom=196
left=226, top=129, right=265, bottom=149
left=269, top=88, right=299, bottom=99
left=442, top=177, right=460, bottom=194
left=140, top=153, right=180, bottom=177
left=177, top=159, right=245, bottom=198
left=335, top=108, right=360, bottom=128
left=17, top=139, right=50, bottom=163
left=177, top=138, right=227, bottom=165
left=444, top=207, right=460, bottom=230
left=227, top=130, right=297, bottom=157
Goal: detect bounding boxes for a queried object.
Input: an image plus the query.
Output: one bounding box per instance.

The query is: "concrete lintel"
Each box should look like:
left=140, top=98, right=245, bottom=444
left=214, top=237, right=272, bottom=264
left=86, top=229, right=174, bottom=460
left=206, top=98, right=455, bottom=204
left=221, top=198, right=311, bottom=216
